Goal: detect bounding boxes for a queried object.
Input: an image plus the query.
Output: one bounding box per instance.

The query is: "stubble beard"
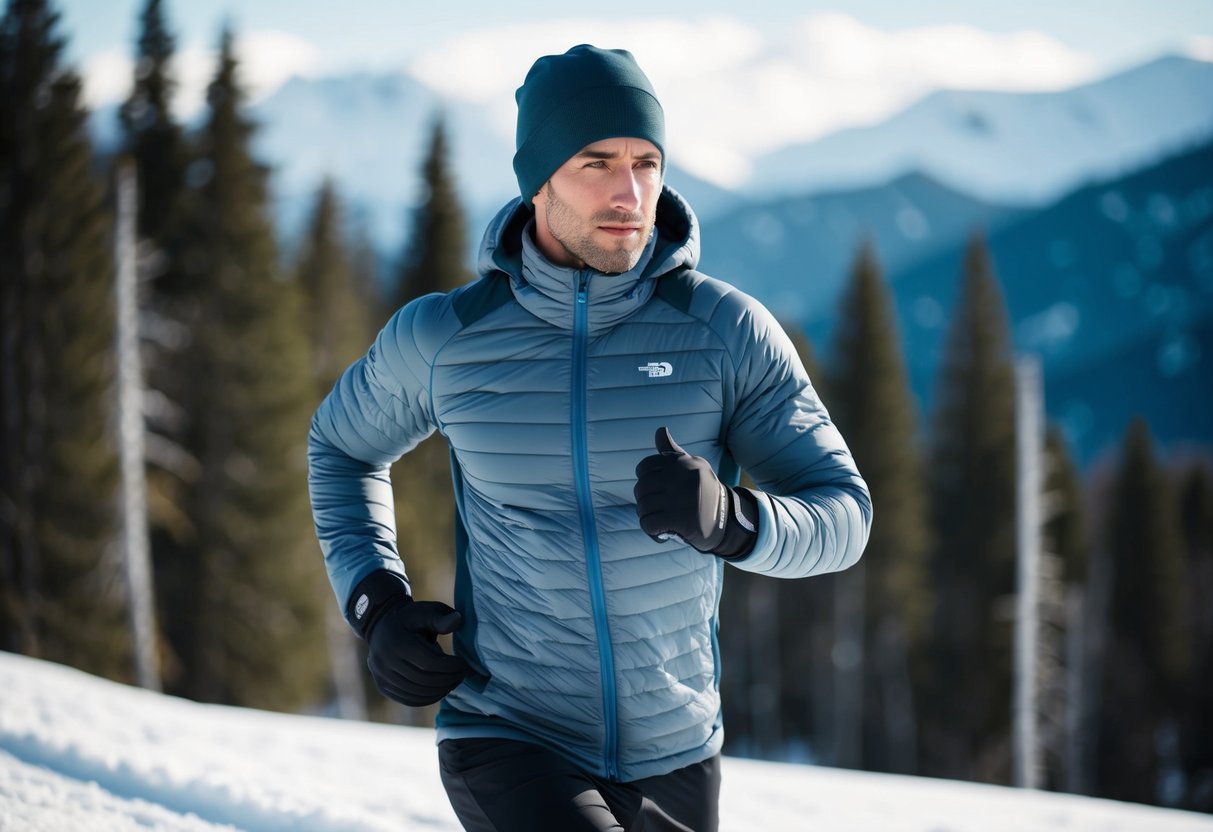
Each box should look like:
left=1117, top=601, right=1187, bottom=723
left=543, top=181, right=654, bottom=274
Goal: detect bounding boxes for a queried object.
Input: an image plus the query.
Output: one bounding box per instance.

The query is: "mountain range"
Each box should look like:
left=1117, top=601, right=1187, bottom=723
left=747, top=55, right=1213, bottom=204
left=89, top=53, right=1213, bottom=256
left=696, top=172, right=1029, bottom=322
left=88, top=52, right=1213, bottom=466
left=868, top=138, right=1213, bottom=468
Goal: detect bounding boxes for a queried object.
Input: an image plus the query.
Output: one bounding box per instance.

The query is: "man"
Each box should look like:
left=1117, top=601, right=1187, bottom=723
left=308, top=44, right=871, bottom=832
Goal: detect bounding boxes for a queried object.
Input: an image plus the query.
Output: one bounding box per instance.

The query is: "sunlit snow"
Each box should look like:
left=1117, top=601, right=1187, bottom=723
left=3, top=652, right=1212, bottom=831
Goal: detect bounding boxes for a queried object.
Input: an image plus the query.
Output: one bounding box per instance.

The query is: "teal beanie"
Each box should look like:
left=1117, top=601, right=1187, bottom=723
left=513, top=44, right=666, bottom=208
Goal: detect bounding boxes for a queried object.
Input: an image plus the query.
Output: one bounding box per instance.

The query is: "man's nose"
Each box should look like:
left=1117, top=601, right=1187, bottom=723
left=609, top=168, right=642, bottom=212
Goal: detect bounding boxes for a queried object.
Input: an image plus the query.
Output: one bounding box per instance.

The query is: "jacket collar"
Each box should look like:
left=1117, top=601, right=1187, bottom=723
left=477, top=185, right=701, bottom=332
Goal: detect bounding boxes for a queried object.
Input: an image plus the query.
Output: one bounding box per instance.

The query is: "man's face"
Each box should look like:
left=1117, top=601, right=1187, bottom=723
left=531, top=137, right=662, bottom=274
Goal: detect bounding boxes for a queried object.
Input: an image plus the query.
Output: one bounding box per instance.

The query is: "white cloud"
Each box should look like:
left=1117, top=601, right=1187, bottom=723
left=407, top=12, right=1098, bottom=188
left=81, top=13, right=1102, bottom=189
left=235, top=30, right=322, bottom=101
left=783, top=13, right=1093, bottom=90
left=408, top=16, right=764, bottom=103
left=80, top=30, right=322, bottom=120
left=1183, top=35, right=1213, bottom=61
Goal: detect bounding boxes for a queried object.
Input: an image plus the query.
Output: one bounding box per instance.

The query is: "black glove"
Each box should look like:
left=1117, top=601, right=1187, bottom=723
left=347, top=570, right=470, bottom=707
left=634, top=427, right=758, bottom=558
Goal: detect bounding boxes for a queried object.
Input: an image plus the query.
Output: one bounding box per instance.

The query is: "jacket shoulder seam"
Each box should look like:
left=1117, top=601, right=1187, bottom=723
left=654, top=270, right=747, bottom=377
left=427, top=276, right=517, bottom=430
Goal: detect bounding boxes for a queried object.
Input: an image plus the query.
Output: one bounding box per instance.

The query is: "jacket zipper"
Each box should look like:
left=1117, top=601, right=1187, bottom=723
left=572, top=271, right=619, bottom=780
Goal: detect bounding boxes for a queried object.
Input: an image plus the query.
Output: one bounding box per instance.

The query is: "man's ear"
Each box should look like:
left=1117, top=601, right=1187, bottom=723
left=531, top=181, right=548, bottom=208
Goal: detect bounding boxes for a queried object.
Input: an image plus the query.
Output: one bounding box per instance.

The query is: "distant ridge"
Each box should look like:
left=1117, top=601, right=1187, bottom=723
left=747, top=55, right=1213, bottom=206
left=87, top=54, right=1213, bottom=263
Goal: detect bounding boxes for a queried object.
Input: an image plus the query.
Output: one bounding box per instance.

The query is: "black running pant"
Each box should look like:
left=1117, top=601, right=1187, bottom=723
left=438, top=737, right=720, bottom=832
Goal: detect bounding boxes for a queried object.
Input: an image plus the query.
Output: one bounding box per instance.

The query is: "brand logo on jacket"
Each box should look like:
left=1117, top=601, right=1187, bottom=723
left=637, top=361, right=673, bottom=378
left=355, top=594, right=369, bottom=619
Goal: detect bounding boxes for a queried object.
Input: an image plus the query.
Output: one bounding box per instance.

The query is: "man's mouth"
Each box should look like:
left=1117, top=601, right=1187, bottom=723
left=598, top=225, right=640, bottom=237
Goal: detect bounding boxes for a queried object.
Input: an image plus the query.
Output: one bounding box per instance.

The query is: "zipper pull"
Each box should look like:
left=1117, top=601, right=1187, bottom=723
left=577, top=273, right=588, bottom=304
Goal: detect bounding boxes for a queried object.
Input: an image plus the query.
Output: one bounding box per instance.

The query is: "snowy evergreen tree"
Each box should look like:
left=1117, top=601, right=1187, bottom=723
left=393, top=116, right=472, bottom=310
left=827, top=238, right=930, bottom=774
left=0, top=0, right=129, bottom=677
left=167, top=28, right=328, bottom=710
left=297, top=179, right=375, bottom=394
left=921, top=233, right=1018, bottom=783
left=295, top=179, right=377, bottom=719
left=119, top=0, right=186, bottom=251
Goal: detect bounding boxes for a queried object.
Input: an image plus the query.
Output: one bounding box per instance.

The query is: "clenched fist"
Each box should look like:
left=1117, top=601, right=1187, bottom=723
left=633, top=427, right=758, bottom=558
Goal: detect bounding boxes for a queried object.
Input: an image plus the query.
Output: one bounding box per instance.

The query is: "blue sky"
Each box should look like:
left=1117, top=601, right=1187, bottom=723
left=57, top=0, right=1211, bottom=75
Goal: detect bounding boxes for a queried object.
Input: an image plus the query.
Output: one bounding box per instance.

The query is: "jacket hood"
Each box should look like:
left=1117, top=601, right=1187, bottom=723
left=475, top=185, right=700, bottom=331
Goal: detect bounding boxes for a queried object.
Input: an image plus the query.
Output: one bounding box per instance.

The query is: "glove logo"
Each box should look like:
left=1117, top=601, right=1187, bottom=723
left=354, top=593, right=370, bottom=620
left=637, top=361, right=673, bottom=378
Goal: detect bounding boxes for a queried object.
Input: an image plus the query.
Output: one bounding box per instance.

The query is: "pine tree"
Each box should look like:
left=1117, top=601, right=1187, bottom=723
left=0, top=0, right=130, bottom=677
left=168, top=28, right=328, bottom=710
left=393, top=116, right=472, bottom=309
left=295, top=179, right=377, bottom=719
left=826, top=238, right=930, bottom=774
left=1093, top=419, right=1189, bottom=804
left=922, top=233, right=1018, bottom=783
left=297, top=179, right=374, bottom=394
left=119, top=0, right=186, bottom=252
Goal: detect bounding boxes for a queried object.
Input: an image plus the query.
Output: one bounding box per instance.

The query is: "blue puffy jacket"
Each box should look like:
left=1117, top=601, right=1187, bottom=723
left=308, top=187, right=871, bottom=782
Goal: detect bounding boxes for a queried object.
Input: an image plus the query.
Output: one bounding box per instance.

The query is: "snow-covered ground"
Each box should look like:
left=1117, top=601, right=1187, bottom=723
left=2, top=652, right=1210, bottom=832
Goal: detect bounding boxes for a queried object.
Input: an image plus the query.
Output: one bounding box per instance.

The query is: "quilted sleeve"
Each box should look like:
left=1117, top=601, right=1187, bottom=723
left=307, top=294, right=447, bottom=608
left=718, top=291, right=872, bottom=578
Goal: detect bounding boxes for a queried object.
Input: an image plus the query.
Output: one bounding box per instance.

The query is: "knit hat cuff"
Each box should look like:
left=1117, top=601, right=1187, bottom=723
left=513, top=84, right=665, bottom=208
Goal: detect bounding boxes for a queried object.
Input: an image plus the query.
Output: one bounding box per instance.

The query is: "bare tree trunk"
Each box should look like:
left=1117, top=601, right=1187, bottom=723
left=1014, top=355, right=1044, bottom=788
left=114, top=160, right=161, bottom=691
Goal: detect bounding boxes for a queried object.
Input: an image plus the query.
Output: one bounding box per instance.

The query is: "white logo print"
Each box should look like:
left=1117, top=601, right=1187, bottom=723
left=355, top=594, right=370, bottom=619
left=637, top=361, right=673, bottom=378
